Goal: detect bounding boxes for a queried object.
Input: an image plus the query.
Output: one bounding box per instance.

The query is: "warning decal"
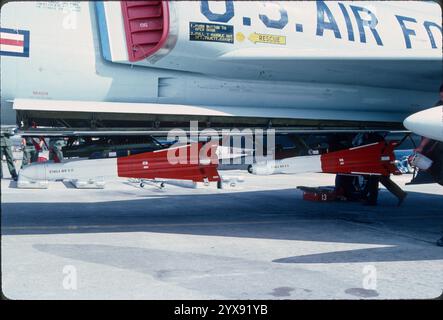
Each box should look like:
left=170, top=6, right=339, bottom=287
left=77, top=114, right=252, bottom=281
left=190, top=22, right=234, bottom=44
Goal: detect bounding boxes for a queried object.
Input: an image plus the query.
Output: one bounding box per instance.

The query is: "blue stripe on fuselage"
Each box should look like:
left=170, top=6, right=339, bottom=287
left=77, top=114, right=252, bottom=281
left=95, top=1, right=112, bottom=61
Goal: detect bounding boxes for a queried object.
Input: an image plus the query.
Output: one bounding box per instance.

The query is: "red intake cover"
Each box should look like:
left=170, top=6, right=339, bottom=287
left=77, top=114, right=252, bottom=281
left=121, top=1, right=170, bottom=62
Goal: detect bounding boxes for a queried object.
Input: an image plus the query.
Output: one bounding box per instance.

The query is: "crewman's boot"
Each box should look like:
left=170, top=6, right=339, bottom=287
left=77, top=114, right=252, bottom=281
left=397, top=192, right=407, bottom=206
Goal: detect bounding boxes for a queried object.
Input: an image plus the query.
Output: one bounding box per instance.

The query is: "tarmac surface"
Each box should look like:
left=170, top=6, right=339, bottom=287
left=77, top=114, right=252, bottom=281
left=1, top=162, right=443, bottom=299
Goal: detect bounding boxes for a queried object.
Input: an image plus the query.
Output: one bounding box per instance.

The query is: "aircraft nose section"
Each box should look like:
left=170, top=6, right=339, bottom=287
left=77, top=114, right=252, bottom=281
left=403, top=113, right=418, bottom=134
left=403, top=106, right=443, bottom=142
left=403, top=111, right=423, bottom=132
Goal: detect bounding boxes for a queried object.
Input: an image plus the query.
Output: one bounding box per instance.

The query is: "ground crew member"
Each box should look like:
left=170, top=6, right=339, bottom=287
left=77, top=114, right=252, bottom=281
left=0, top=130, right=18, bottom=181
left=48, top=137, right=64, bottom=162
left=436, top=83, right=443, bottom=106
left=413, top=84, right=443, bottom=246
left=332, top=134, right=362, bottom=200
left=413, top=84, right=443, bottom=184
left=21, top=137, right=37, bottom=168
left=352, top=132, right=407, bottom=206
left=32, top=137, right=45, bottom=161
left=418, top=137, right=443, bottom=246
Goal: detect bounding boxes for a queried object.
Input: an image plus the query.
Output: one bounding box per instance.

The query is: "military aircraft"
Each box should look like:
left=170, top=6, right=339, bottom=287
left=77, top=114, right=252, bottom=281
left=1, top=1, right=442, bottom=185
left=1, top=1, right=441, bottom=128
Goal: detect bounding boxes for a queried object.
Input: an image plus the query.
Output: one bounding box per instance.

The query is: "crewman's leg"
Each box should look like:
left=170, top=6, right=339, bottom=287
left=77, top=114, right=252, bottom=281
left=49, top=148, right=55, bottom=161
left=429, top=149, right=443, bottom=185
left=3, top=145, right=18, bottom=180
left=335, top=174, right=358, bottom=200
left=364, top=175, right=380, bottom=206
left=49, top=146, right=63, bottom=162
left=0, top=146, right=4, bottom=179
left=31, top=150, right=38, bottom=163
left=54, top=146, right=63, bottom=162
left=21, top=148, right=32, bottom=168
left=379, top=176, right=407, bottom=206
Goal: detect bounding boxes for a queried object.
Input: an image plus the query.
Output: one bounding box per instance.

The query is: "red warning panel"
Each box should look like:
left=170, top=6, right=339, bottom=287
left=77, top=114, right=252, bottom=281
left=121, top=1, right=169, bottom=62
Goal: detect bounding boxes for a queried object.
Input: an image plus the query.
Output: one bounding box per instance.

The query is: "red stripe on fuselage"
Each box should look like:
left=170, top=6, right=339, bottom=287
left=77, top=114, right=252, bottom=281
left=0, top=38, right=24, bottom=46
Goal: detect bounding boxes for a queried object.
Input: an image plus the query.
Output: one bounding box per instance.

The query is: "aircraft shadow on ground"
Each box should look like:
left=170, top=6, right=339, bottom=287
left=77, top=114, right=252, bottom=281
left=2, top=187, right=443, bottom=264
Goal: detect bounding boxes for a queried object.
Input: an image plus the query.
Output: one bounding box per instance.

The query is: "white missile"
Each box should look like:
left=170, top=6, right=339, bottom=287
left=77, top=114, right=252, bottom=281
left=19, top=158, right=118, bottom=182
left=248, top=142, right=400, bottom=177
left=17, top=143, right=220, bottom=189
left=17, top=158, right=118, bottom=189
left=403, top=106, right=443, bottom=142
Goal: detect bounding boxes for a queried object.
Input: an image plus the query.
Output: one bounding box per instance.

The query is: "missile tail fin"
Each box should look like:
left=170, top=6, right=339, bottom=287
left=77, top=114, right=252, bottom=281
left=320, top=141, right=400, bottom=176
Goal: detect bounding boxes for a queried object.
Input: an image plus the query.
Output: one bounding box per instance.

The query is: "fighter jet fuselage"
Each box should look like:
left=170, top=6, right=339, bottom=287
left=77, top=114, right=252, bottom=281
left=1, top=1, right=441, bottom=130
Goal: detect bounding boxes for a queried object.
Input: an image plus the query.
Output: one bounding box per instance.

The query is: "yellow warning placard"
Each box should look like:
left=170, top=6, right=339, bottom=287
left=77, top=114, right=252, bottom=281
left=248, top=33, right=286, bottom=45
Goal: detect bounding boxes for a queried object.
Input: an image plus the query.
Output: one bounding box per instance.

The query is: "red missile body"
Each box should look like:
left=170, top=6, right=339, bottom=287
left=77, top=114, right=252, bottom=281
left=320, top=141, right=401, bottom=176
left=117, top=142, right=221, bottom=182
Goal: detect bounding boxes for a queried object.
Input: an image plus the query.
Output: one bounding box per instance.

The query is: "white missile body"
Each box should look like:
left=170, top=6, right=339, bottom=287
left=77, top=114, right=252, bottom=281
left=18, top=158, right=118, bottom=187
left=249, top=156, right=322, bottom=175
left=403, top=106, right=443, bottom=142
left=17, top=143, right=227, bottom=188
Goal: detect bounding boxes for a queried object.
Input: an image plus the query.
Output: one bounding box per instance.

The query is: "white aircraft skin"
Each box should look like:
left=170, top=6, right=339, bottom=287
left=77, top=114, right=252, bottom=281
left=403, top=105, right=443, bottom=142
left=0, top=1, right=442, bottom=126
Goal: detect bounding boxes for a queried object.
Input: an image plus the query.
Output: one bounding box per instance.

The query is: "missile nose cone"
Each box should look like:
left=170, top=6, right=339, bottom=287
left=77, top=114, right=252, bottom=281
left=403, top=111, right=425, bottom=131
left=18, top=162, right=47, bottom=181
left=403, top=114, right=420, bottom=136
left=403, top=106, right=443, bottom=142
